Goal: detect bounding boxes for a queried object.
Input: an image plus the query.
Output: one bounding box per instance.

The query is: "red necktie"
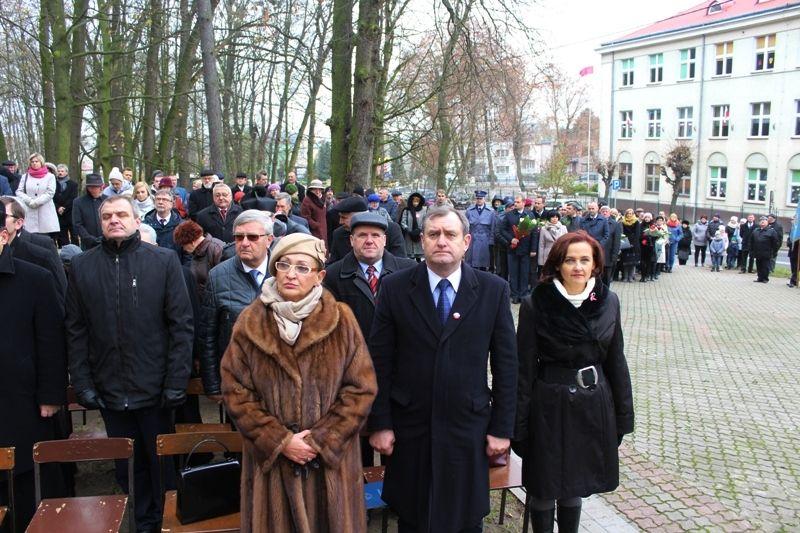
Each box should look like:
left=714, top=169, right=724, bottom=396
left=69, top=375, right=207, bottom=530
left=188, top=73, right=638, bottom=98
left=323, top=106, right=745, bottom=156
left=220, top=208, right=227, bottom=221
left=366, top=265, right=378, bottom=296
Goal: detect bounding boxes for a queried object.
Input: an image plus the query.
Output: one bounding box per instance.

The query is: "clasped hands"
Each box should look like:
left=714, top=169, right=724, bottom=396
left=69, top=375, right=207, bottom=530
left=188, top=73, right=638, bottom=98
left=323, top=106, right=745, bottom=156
left=281, top=429, right=318, bottom=464
left=369, top=430, right=509, bottom=457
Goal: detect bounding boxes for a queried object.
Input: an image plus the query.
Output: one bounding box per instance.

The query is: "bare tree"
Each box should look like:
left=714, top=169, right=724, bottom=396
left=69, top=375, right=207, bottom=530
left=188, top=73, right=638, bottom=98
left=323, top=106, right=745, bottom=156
left=662, top=143, right=693, bottom=213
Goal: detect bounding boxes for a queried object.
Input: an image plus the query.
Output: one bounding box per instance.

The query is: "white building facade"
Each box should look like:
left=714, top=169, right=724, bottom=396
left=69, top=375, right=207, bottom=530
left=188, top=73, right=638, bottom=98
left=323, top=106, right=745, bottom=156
left=598, top=0, right=800, bottom=218
left=473, top=141, right=553, bottom=186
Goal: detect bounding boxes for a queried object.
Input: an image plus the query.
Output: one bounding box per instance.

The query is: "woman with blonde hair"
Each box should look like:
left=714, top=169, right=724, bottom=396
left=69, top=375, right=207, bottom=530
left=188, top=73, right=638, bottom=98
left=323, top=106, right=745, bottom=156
left=14, top=152, right=60, bottom=235
left=132, top=181, right=155, bottom=219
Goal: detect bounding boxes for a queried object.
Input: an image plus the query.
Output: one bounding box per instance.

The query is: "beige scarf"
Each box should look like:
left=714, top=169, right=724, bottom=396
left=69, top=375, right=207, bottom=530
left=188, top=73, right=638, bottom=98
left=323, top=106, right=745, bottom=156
left=260, top=277, right=323, bottom=345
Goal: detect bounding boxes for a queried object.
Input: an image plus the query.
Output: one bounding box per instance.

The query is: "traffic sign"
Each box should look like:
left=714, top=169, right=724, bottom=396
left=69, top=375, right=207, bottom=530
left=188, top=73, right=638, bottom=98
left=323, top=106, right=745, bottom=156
left=611, top=179, right=621, bottom=191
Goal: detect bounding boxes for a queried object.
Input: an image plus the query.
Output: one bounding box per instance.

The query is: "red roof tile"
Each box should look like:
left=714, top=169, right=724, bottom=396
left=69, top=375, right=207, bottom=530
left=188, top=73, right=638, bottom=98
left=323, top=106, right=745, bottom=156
left=608, top=0, right=800, bottom=44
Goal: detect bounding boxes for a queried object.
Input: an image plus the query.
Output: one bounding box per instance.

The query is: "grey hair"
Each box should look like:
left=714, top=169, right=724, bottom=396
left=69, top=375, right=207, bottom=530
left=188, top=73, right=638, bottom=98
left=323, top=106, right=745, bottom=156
left=99, top=194, right=138, bottom=217
left=213, top=183, right=232, bottom=195
left=421, top=205, right=470, bottom=236
left=139, top=223, right=158, bottom=244
left=275, top=192, right=292, bottom=204
left=233, top=209, right=274, bottom=236
left=56, top=164, right=69, bottom=173
left=153, top=189, right=174, bottom=201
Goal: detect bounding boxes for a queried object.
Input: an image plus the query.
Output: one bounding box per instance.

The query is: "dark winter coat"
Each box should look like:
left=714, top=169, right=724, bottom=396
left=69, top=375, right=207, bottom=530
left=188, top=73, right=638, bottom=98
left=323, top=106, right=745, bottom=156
left=604, top=218, right=622, bottom=269
left=280, top=180, right=306, bottom=203
left=0, top=166, right=20, bottom=193
left=769, top=221, right=784, bottom=254
left=0, top=247, right=67, bottom=474
left=706, top=219, right=722, bottom=240
left=500, top=209, right=534, bottom=256
left=677, top=226, right=692, bottom=252
left=65, top=233, right=194, bottom=410
left=196, top=203, right=243, bottom=243
left=186, top=236, right=225, bottom=299
left=620, top=220, right=641, bottom=266
left=72, top=193, right=104, bottom=250
left=142, top=208, right=183, bottom=253
left=221, top=290, right=376, bottom=533
left=513, top=280, right=633, bottom=499
left=323, top=251, right=417, bottom=339
left=10, top=237, right=67, bottom=309
left=327, top=222, right=406, bottom=265
left=188, top=187, right=214, bottom=219
left=53, top=177, right=79, bottom=229
left=198, top=256, right=267, bottom=395
left=581, top=214, right=610, bottom=248
left=739, top=221, right=757, bottom=251
left=749, top=226, right=780, bottom=259
left=368, top=263, right=517, bottom=531
left=300, top=193, right=328, bottom=246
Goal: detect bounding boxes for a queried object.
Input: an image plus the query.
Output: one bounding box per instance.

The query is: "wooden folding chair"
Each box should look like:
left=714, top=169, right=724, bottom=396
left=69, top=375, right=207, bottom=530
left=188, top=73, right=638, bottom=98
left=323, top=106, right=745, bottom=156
left=186, top=378, right=226, bottom=424
left=0, top=447, right=14, bottom=532
left=157, top=431, right=242, bottom=532
left=363, top=466, right=389, bottom=533
left=489, top=451, right=529, bottom=532
left=29, top=438, right=133, bottom=533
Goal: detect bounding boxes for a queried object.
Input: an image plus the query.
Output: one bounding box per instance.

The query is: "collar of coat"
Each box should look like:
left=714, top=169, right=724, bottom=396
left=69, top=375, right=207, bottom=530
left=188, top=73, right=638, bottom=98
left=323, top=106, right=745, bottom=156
left=339, top=250, right=400, bottom=280
left=530, top=277, right=609, bottom=322
left=0, top=245, right=14, bottom=275
left=233, top=289, right=341, bottom=381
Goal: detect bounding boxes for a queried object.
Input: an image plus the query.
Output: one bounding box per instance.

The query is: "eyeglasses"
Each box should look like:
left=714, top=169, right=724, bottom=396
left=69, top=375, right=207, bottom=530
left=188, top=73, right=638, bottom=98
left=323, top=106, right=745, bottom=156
left=233, top=233, right=267, bottom=242
left=274, top=261, right=315, bottom=275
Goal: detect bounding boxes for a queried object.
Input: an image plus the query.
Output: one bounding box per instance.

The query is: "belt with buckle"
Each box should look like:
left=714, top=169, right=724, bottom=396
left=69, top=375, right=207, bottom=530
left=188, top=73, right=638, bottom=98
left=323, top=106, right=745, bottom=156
left=538, top=364, right=602, bottom=389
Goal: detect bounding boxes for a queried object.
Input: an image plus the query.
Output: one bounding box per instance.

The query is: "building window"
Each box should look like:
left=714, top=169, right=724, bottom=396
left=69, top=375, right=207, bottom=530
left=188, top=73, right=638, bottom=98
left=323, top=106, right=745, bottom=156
left=618, top=162, right=632, bottom=190
left=645, top=163, right=660, bottom=193
left=795, top=100, right=800, bottom=136
left=522, top=159, right=535, bottom=170
left=649, top=53, right=663, bottom=83
left=711, top=105, right=730, bottom=137
left=750, top=102, right=770, bottom=137
left=679, top=48, right=696, bottom=80
left=708, top=166, right=727, bottom=198
left=496, top=165, right=509, bottom=174
left=708, top=1, right=721, bottom=14
left=621, top=58, right=634, bottom=87
left=620, top=110, right=633, bottom=138
left=677, top=107, right=694, bottom=138
left=746, top=168, right=767, bottom=202
left=715, top=41, right=733, bottom=75
left=679, top=176, right=691, bottom=196
left=647, top=109, right=662, bottom=138
left=790, top=170, right=800, bottom=205
left=755, top=34, right=775, bottom=71
left=495, top=149, right=509, bottom=157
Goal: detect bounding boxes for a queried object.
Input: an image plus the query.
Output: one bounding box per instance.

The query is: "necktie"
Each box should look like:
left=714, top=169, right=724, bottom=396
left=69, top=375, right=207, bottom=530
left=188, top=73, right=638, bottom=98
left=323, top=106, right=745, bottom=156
left=366, top=265, right=378, bottom=296
left=160, top=218, right=167, bottom=227
left=436, top=279, right=451, bottom=325
left=220, top=209, right=227, bottom=221
left=249, top=269, right=261, bottom=287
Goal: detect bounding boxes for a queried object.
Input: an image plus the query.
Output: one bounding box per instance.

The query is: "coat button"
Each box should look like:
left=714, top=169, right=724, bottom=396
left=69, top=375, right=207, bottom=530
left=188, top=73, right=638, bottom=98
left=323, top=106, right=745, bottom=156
left=568, top=385, right=577, bottom=394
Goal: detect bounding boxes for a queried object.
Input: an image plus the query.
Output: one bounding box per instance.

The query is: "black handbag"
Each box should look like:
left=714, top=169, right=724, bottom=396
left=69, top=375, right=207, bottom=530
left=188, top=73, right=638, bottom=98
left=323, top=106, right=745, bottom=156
left=176, top=438, right=241, bottom=524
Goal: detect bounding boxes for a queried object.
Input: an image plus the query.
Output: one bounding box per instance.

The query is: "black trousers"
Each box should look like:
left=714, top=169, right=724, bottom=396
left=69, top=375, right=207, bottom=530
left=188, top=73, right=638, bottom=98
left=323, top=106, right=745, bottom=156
left=398, top=519, right=482, bottom=533
left=739, top=250, right=754, bottom=272
left=101, top=407, right=175, bottom=533
left=694, top=245, right=706, bottom=265
left=790, top=242, right=798, bottom=284
left=755, top=256, right=771, bottom=281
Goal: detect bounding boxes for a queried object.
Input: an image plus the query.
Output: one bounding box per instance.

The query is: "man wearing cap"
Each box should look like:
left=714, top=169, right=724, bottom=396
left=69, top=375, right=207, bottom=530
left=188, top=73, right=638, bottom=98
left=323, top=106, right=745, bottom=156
left=368, top=205, right=517, bottom=533
left=328, top=196, right=406, bottom=264
left=72, top=173, right=106, bottom=250
left=233, top=172, right=252, bottom=196
left=196, top=184, right=243, bottom=243
left=53, top=164, right=80, bottom=246
left=188, top=169, right=218, bottom=219
left=300, top=179, right=328, bottom=244
left=749, top=216, right=780, bottom=283
left=767, top=214, right=784, bottom=272
left=0, top=200, right=68, bottom=530
left=465, top=190, right=495, bottom=271
left=0, top=160, right=21, bottom=193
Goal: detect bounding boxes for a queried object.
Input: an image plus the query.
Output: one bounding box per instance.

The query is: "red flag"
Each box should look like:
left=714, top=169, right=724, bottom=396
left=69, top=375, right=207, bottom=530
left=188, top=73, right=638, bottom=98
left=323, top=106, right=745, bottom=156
left=579, top=66, right=594, bottom=77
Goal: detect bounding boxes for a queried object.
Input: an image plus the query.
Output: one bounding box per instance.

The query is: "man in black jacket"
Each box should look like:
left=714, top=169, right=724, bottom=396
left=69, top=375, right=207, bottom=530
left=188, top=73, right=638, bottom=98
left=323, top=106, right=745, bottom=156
left=0, top=160, right=21, bottom=193
left=749, top=216, right=780, bottom=283
left=500, top=195, right=533, bottom=303
left=187, top=169, right=217, bottom=219
left=53, top=164, right=79, bottom=246
left=327, top=196, right=406, bottom=264
left=739, top=214, right=757, bottom=273
left=72, top=173, right=105, bottom=250
left=66, top=195, right=193, bottom=532
left=767, top=213, right=784, bottom=272
left=196, top=184, right=242, bottom=243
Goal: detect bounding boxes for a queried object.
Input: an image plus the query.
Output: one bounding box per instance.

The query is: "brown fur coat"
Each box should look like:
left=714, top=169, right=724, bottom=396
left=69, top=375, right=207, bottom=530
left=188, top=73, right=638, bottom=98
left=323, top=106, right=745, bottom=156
left=221, top=289, right=377, bottom=533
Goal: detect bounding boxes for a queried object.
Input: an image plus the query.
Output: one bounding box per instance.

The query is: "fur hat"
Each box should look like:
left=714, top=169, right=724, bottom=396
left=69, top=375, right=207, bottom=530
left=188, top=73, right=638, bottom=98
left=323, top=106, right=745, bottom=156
left=268, top=233, right=327, bottom=276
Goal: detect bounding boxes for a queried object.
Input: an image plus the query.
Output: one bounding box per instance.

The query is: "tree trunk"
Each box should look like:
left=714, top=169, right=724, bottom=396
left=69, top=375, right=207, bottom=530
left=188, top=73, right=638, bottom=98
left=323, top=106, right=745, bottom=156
left=141, top=0, right=163, bottom=178
left=197, top=0, right=226, bottom=173
left=0, top=122, right=7, bottom=162
left=43, top=0, right=73, bottom=164
left=69, top=0, right=89, bottom=177
left=39, top=1, right=56, bottom=159
left=306, top=106, right=316, bottom=182
left=483, top=110, right=495, bottom=186
left=513, top=126, right=525, bottom=192
left=329, top=0, right=353, bottom=191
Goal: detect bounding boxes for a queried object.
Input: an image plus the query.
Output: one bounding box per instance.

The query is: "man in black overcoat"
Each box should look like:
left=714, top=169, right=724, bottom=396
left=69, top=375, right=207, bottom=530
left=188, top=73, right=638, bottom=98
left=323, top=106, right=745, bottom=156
left=500, top=195, right=533, bottom=303
left=53, top=164, right=80, bottom=246
left=196, top=184, right=243, bottom=243
left=368, top=205, right=517, bottom=533
left=327, top=196, right=405, bottom=264
left=72, top=173, right=105, bottom=250
left=0, top=201, right=67, bottom=532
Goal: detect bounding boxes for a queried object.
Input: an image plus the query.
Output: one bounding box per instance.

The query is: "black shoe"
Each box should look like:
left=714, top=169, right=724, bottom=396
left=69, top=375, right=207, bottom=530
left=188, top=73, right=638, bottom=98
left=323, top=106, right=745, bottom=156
left=556, top=503, right=582, bottom=533
left=531, top=508, right=555, bottom=533
left=787, top=282, right=797, bottom=287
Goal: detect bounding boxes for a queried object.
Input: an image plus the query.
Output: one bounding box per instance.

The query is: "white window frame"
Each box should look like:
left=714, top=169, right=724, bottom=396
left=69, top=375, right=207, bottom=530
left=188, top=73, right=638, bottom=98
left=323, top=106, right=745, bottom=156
left=711, top=105, right=730, bottom=138
left=746, top=168, right=768, bottom=202
left=620, top=110, right=633, bottom=139
left=679, top=48, right=696, bottom=80
left=789, top=169, right=800, bottom=205
left=647, top=109, right=662, bottom=138
left=621, top=58, right=634, bottom=87
left=649, top=53, right=663, bottom=83
left=645, top=163, right=661, bottom=193
left=496, top=165, right=510, bottom=174
left=495, top=149, right=509, bottom=158
left=678, top=176, right=691, bottom=196
left=677, top=107, right=694, bottom=138
left=750, top=102, right=770, bottom=138
left=715, top=41, right=733, bottom=75
left=795, top=100, right=800, bottom=136
left=754, top=34, right=775, bottom=72
left=708, top=166, right=727, bottom=199
left=618, top=162, right=632, bottom=191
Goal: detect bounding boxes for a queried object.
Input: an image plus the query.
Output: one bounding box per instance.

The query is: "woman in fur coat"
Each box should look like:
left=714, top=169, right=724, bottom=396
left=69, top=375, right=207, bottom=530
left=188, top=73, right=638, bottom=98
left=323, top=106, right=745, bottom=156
left=221, top=233, right=377, bottom=533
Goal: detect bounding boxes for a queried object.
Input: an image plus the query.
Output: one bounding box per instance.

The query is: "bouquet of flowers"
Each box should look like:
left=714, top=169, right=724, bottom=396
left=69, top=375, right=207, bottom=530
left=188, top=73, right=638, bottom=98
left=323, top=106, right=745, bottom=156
left=511, top=215, right=535, bottom=249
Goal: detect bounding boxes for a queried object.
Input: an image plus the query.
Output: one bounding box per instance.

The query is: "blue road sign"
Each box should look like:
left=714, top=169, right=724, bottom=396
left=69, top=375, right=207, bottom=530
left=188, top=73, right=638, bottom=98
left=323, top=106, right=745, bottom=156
left=611, top=179, right=621, bottom=191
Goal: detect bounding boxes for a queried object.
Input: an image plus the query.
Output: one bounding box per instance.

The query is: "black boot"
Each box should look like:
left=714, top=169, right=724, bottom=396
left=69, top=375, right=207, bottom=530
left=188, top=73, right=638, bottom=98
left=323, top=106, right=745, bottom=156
left=556, top=503, right=582, bottom=533
left=531, top=508, right=555, bottom=533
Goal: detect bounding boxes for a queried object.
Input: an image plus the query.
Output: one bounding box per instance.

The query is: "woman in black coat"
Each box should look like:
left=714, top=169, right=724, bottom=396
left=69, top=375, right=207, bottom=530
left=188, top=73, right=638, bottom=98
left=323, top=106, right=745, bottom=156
left=619, top=209, right=641, bottom=282
left=513, top=231, right=634, bottom=533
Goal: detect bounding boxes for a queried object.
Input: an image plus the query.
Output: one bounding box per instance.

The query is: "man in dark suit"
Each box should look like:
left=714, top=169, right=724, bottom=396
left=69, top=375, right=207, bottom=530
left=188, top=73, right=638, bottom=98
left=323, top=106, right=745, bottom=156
left=500, top=195, right=533, bottom=304
left=368, top=205, right=517, bottom=533
left=327, top=196, right=405, bottom=264
left=739, top=214, right=757, bottom=273
left=72, top=173, right=105, bottom=250
left=600, top=205, right=621, bottom=286
left=188, top=169, right=218, bottom=219
left=324, top=212, right=416, bottom=466
left=280, top=170, right=305, bottom=203
left=232, top=172, right=252, bottom=196
left=53, top=164, right=80, bottom=246
left=196, top=184, right=243, bottom=243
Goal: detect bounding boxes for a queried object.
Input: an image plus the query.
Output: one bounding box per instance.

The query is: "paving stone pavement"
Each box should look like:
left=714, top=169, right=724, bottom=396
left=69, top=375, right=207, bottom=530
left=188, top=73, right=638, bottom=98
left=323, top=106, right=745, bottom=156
left=599, top=264, right=800, bottom=531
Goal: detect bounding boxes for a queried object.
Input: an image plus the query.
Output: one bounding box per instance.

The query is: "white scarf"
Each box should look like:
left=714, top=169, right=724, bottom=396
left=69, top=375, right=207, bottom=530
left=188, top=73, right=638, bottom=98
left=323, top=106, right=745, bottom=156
left=553, top=277, right=596, bottom=308
left=259, top=277, right=323, bottom=345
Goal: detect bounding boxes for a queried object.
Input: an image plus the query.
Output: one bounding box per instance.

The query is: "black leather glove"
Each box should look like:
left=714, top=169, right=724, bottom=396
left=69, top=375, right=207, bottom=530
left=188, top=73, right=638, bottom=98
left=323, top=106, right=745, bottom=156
left=161, top=388, right=187, bottom=408
left=77, top=389, right=106, bottom=410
